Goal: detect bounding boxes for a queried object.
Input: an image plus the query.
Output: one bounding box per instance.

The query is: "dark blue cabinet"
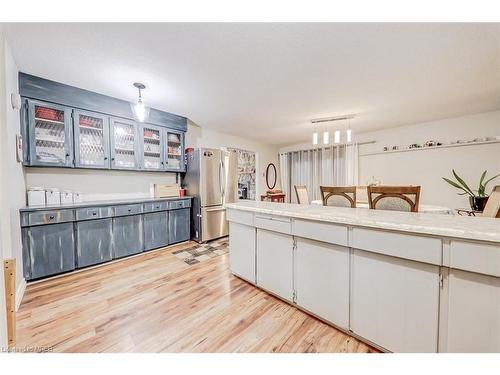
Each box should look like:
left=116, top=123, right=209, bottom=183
left=76, top=218, right=113, bottom=267
left=25, top=223, right=75, bottom=280
left=168, top=208, right=190, bottom=244
left=113, top=214, right=144, bottom=259
left=143, top=211, right=169, bottom=251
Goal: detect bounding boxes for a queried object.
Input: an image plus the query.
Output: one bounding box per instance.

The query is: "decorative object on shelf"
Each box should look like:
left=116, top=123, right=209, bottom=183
left=311, top=114, right=355, bottom=146
left=424, top=140, right=442, bottom=147
left=443, top=169, right=500, bottom=211
left=131, top=82, right=149, bottom=123
left=409, top=143, right=421, bottom=149
left=265, top=163, right=277, bottom=190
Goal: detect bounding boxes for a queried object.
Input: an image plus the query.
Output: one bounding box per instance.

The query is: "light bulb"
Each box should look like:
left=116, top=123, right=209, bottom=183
left=312, top=131, right=318, bottom=145
left=134, top=100, right=146, bottom=122
left=334, top=130, right=340, bottom=144
left=323, top=130, right=329, bottom=145
left=346, top=128, right=352, bottom=143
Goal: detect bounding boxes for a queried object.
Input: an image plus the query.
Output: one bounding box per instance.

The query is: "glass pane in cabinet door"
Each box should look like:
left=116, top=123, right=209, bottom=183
left=113, top=122, right=136, bottom=168
left=34, top=105, right=67, bottom=164
left=142, top=126, right=161, bottom=169
left=167, top=132, right=182, bottom=169
left=78, top=114, right=106, bottom=167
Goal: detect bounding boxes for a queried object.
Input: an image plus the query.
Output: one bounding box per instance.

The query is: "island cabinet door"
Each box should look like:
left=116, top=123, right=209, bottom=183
left=256, top=229, right=294, bottom=301
left=229, top=222, right=256, bottom=283
left=350, top=249, right=440, bottom=353
left=445, top=269, right=500, bottom=352
left=295, top=238, right=350, bottom=329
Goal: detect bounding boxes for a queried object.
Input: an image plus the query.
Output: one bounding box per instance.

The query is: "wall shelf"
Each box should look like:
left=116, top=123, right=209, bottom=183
left=360, top=139, right=500, bottom=157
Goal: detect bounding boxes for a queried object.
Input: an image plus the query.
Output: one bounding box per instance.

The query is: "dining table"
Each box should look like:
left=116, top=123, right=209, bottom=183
left=310, top=200, right=453, bottom=214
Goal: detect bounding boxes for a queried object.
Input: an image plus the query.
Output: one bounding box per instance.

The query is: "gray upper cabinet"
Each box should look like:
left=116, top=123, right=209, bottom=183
left=140, top=124, right=164, bottom=171
left=74, top=109, right=111, bottom=169
left=27, top=99, right=73, bottom=167
left=165, top=130, right=185, bottom=172
left=110, top=117, right=139, bottom=170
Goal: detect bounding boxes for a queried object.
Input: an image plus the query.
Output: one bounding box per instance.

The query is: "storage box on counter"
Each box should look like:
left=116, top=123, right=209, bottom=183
left=151, top=184, right=180, bottom=198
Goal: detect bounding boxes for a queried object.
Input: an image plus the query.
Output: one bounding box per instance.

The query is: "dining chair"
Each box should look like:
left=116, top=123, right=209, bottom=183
left=482, top=185, right=500, bottom=218
left=367, top=185, right=421, bottom=212
left=294, top=185, right=310, bottom=204
left=320, top=186, right=357, bottom=208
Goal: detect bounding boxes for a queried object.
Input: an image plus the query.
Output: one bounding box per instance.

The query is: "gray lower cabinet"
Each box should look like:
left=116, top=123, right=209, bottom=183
left=168, top=208, right=190, bottom=244
left=113, top=214, right=144, bottom=258
left=143, top=211, right=168, bottom=251
left=76, top=218, right=113, bottom=267
left=25, top=223, right=75, bottom=280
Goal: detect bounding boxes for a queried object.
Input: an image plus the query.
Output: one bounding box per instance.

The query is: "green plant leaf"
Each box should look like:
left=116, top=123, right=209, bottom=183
left=442, top=177, right=474, bottom=196
left=483, top=172, right=500, bottom=189
left=452, top=170, right=475, bottom=196
left=478, top=170, right=487, bottom=196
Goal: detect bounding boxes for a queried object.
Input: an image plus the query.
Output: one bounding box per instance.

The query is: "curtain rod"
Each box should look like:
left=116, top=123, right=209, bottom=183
left=279, top=140, right=376, bottom=155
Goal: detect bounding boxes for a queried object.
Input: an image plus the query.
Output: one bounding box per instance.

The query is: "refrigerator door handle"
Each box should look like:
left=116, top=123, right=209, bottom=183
left=219, top=160, right=224, bottom=198
left=205, top=206, right=226, bottom=212
left=221, top=159, right=226, bottom=198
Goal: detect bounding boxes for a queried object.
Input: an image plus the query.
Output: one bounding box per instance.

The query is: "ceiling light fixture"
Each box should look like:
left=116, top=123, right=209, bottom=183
left=311, top=114, right=355, bottom=146
left=132, top=82, right=149, bottom=122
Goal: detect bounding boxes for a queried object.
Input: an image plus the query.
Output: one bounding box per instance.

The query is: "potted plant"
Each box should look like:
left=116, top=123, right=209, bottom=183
left=443, top=170, right=500, bottom=211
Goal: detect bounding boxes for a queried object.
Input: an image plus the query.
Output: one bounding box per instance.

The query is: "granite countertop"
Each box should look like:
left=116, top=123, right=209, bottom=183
left=225, top=200, right=500, bottom=244
left=20, top=196, right=193, bottom=212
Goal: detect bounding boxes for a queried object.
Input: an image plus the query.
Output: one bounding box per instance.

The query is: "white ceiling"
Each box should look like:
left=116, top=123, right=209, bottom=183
left=4, top=23, right=500, bottom=147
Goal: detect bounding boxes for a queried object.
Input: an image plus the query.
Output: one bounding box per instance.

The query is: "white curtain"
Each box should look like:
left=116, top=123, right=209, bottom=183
left=280, top=143, right=359, bottom=203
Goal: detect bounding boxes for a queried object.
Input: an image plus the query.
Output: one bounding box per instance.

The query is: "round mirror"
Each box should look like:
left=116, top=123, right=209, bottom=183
left=265, top=163, right=277, bottom=190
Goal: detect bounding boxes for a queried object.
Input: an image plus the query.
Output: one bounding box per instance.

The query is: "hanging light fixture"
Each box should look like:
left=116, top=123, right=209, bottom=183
left=131, top=82, right=149, bottom=122
left=323, top=125, right=330, bottom=145
left=346, top=118, right=353, bottom=143
left=312, top=123, right=319, bottom=145
left=311, top=114, right=355, bottom=146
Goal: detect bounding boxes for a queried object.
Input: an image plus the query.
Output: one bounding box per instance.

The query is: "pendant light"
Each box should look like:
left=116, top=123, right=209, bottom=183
left=323, top=126, right=330, bottom=145
left=334, top=130, right=341, bottom=144
left=312, top=124, right=319, bottom=145
left=131, top=82, right=149, bottom=122
left=346, top=118, right=352, bottom=143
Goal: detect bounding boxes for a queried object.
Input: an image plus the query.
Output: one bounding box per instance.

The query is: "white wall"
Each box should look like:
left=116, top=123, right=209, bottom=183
left=0, top=24, right=10, bottom=349
left=357, top=111, right=500, bottom=208
left=186, top=120, right=280, bottom=197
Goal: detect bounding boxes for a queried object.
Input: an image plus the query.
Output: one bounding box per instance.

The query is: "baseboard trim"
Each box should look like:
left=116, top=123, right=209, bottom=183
left=16, top=277, right=26, bottom=311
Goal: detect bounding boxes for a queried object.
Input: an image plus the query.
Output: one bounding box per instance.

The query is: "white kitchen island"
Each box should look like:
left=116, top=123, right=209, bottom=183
left=225, top=201, right=500, bottom=353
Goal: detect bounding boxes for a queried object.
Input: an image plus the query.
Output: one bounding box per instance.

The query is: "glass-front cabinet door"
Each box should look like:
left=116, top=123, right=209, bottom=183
left=28, top=99, right=73, bottom=167
left=74, top=110, right=110, bottom=169
left=140, top=124, right=164, bottom=170
left=164, top=130, right=184, bottom=171
left=110, top=118, right=138, bottom=170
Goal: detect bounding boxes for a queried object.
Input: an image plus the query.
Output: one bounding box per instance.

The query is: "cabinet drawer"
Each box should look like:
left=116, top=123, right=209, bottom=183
left=449, top=240, right=500, bottom=277
left=28, top=210, right=74, bottom=226
left=143, top=201, right=168, bottom=213
left=254, top=214, right=291, bottom=235
left=226, top=209, right=254, bottom=226
left=168, top=199, right=191, bottom=209
left=114, top=204, right=143, bottom=217
left=76, top=206, right=113, bottom=221
left=351, top=227, right=442, bottom=265
left=292, top=218, right=348, bottom=246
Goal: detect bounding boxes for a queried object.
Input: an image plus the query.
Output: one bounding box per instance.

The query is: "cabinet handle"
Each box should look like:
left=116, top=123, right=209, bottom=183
left=92, top=212, right=97, bottom=216
left=111, top=157, right=115, bottom=161
left=128, top=209, right=131, bottom=212
left=65, top=153, right=70, bottom=157
left=104, top=157, right=108, bottom=160
left=49, top=215, right=55, bottom=220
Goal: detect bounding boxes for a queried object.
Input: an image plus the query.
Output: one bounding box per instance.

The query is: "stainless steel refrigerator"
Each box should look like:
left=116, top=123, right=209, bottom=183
left=184, top=148, right=238, bottom=242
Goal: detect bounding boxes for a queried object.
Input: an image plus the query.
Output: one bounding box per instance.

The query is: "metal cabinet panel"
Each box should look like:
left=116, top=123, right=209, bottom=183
left=75, top=206, right=113, bottom=221
left=114, top=204, right=143, bottom=217
left=113, top=215, right=143, bottom=258
left=74, top=109, right=111, bottom=169
left=143, top=201, right=168, bottom=213
left=164, top=129, right=185, bottom=172
left=27, top=209, right=74, bottom=226
left=27, top=99, right=73, bottom=167
left=168, top=208, right=190, bottom=244
left=26, top=223, right=75, bottom=280
left=110, top=117, right=139, bottom=170
left=143, top=211, right=169, bottom=251
left=76, top=218, right=113, bottom=268
left=140, top=123, right=165, bottom=170
left=168, top=199, right=191, bottom=210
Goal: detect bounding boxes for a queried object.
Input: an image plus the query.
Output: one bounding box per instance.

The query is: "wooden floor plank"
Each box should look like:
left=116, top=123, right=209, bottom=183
left=16, top=240, right=378, bottom=353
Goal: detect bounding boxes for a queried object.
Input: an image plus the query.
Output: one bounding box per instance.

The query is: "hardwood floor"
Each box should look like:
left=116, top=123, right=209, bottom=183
left=16, top=240, right=377, bottom=353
